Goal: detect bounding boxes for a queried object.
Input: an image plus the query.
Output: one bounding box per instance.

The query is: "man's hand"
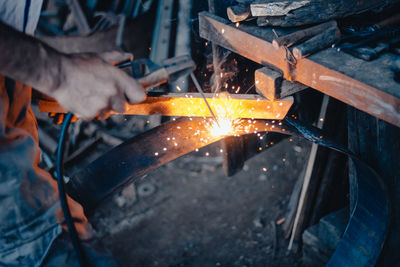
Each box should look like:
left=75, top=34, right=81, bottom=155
left=51, top=53, right=145, bottom=120
left=0, top=21, right=145, bottom=120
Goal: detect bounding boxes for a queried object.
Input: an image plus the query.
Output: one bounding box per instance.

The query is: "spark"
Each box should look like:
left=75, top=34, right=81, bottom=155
left=176, top=85, right=182, bottom=91
left=262, top=168, right=267, bottom=172
left=207, top=92, right=244, bottom=137
left=235, top=22, right=240, bottom=27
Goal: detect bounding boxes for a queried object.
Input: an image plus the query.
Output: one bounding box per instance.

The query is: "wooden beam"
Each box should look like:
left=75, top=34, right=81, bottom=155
left=199, top=11, right=400, bottom=128
left=39, top=93, right=294, bottom=120
left=292, top=26, right=340, bottom=58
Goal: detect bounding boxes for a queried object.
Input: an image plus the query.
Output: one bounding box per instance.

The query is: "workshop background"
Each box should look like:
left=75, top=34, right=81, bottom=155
left=33, top=0, right=400, bottom=266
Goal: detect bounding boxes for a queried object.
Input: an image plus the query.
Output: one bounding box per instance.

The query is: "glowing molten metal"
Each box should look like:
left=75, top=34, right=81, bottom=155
left=208, top=92, right=243, bottom=137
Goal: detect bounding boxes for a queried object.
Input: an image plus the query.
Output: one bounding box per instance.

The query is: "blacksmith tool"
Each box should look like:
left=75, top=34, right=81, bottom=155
left=332, top=13, right=400, bottom=60
left=118, top=55, right=196, bottom=90
left=343, top=37, right=400, bottom=61
left=333, top=13, right=400, bottom=49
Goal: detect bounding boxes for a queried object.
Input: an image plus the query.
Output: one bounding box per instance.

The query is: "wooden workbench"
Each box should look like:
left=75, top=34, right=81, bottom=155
left=199, top=11, right=400, bottom=127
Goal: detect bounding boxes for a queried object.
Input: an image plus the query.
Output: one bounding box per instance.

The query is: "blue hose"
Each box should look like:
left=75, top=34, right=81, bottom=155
left=57, top=112, right=88, bottom=266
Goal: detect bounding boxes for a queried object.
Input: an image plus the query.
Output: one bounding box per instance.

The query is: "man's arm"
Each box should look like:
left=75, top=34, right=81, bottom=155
left=0, top=22, right=62, bottom=93
left=0, top=22, right=145, bottom=119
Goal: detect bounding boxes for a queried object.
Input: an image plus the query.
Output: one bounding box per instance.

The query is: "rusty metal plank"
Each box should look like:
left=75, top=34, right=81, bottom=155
left=199, top=11, right=400, bottom=128
left=39, top=93, right=294, bottom=120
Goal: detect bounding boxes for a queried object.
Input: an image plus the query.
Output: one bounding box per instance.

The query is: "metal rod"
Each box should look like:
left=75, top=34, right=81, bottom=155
left=190, top=72, right=220, bottom=127
left=66, top=117, right=294, bottom=211
left=38, top=93, right=294, bottom=120
left=288, top=95, right=330, bottom=250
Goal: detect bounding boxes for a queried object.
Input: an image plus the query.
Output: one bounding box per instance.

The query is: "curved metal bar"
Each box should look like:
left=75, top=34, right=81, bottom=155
left=66, top=116, right=389, bottom=266
left=286, top=118, right=390, bottom=267
left=66, top=117, right=293, bottom=211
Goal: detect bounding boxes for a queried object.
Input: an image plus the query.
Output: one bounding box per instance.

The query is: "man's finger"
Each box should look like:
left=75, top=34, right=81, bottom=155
left=110, top=95, right=126, bottom=113
left=98, top=51, right=133, bottom=64
left=116, top=72, right=145, bottom=104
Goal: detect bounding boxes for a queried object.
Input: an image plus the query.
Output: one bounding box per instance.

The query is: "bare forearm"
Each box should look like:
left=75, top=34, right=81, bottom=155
left=0, top=21, right=62, bottom=94
left=0, top=21, right=144, bottom=120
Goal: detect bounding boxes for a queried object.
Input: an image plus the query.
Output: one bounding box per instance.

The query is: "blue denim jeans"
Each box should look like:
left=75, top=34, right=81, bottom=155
left=0, top=76, right=62, bottom=266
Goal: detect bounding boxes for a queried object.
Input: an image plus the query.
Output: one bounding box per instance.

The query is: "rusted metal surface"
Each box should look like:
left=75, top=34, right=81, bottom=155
left=39, top=93, right=294, bottom=120
left=199, top=12, right=400, bottom=128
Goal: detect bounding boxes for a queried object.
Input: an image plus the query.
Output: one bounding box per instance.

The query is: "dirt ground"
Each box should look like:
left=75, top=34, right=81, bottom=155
left=89, top=136, right=311, bottom=267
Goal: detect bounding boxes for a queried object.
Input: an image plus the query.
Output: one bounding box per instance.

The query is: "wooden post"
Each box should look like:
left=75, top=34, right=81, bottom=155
left=255, top=66, right=307, bottom=100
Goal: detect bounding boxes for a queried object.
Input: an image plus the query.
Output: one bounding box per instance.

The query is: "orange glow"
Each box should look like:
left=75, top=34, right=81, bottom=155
left=208, top=92, right=243, bottom=137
